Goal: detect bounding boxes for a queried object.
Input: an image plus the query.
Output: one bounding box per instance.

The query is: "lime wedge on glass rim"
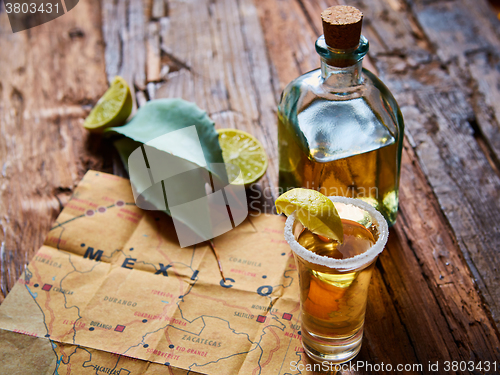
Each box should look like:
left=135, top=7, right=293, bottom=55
left=275, top=188, right=344, bottom=243
left=217, top=128, right=268, bottom=186
left=84, top=76, right=133, bottom=133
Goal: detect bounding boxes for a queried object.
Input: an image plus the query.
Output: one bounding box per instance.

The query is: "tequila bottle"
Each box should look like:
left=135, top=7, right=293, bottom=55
left=278, top=6, right=404, bottom=225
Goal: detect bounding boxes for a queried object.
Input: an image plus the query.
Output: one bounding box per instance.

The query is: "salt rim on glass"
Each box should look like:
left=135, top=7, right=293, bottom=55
left=283, top=196, right=389, bottom=270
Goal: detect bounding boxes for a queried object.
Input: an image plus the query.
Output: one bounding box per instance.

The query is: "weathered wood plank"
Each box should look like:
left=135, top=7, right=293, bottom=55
left=102, top=0, right=147, bottom=111
left=360, top=262, right=421, bottom=372
left=344, top=0, right=500, bottom=326
left=254, top=0, right=319, bottom=96
left=397, top=62, right=500, bottom=322
left=292, top=0, right=500, bottom=328
left=0, top=0, right=109, bottom=302
left=1, top=0, right=499, bottom=371
left=146, top=22, right=161, bottom=82
left=389, top=140, right=500, bottom=364
left=143, top=0, right=278, bottom=211
left=102, top=0, right=280, bottom=211
left=151, top=0, right=167, bottom=19
left=254, top=0, right=500, bottom=368
left=410, top=0, right=500, bottom=166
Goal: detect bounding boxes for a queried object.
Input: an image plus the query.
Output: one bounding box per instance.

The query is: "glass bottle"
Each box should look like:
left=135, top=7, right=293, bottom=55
left=277, top=6, right=404, bottom=225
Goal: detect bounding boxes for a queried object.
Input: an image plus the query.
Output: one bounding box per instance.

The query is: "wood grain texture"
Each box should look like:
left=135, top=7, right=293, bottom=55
left=0, top=0, right=110, bottom=302
left=101, top=0, right=280, bottom=211
left=1, top=0, right=500, bottom=371
left=154, top=0, right=278, bottom=173
left=255, top=0, right=500, bottom=369
left=102, top=0, right=147, bottom=110
left=345, top=0, right=500, bottom=326
left=146, top=21, right=161, bottom=83
left=257, top=0, right=500, bottom=330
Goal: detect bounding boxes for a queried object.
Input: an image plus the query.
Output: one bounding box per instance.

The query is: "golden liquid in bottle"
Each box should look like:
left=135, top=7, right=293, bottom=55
left=278, top=116, right=399, bottom=226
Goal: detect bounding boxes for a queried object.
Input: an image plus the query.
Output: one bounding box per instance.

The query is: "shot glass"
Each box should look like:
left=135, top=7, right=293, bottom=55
left=284, top=196, right=389, bottom=363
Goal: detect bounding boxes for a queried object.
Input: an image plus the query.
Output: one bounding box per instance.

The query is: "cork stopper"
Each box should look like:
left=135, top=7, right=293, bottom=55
left=321, top=6, right=363, bottom=49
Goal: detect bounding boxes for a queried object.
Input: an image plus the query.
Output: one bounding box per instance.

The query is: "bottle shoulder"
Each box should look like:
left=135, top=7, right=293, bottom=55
left=280, top=68, right=401, bottom=116
left=278, top=68, right=404, bottom=162
left=362, top=69, right=404, bottom=132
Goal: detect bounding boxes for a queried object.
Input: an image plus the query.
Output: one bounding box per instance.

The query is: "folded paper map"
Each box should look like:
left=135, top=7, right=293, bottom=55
left=0, top=171, right=307, bottom=375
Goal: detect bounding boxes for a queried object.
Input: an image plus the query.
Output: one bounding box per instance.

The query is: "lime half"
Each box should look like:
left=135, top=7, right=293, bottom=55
left=84, top=76, right=133, bottom=133
left=217, top=128, right=268, bottom=185
left=275, top=188, right=344, bottom=243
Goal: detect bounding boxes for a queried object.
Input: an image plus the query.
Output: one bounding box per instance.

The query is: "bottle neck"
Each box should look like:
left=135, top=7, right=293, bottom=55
left=315, top=35, right=369, bottom=89
left=320, top=58, right=363, bottom=87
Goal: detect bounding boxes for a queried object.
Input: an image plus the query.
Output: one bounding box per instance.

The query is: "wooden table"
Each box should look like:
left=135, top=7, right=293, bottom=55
left=1, top=0, right=500, bottom=373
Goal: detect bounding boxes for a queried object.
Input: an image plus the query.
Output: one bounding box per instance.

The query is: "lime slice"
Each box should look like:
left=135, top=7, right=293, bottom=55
left=84, top=76, right=133, bottom=133
left=217, top=129, right=268, bottom=185
left=275, top=188, right=344, bottom=243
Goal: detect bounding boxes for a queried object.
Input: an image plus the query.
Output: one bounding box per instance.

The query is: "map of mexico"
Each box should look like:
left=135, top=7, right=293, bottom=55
left=0, top=171, right=308, bottom=374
